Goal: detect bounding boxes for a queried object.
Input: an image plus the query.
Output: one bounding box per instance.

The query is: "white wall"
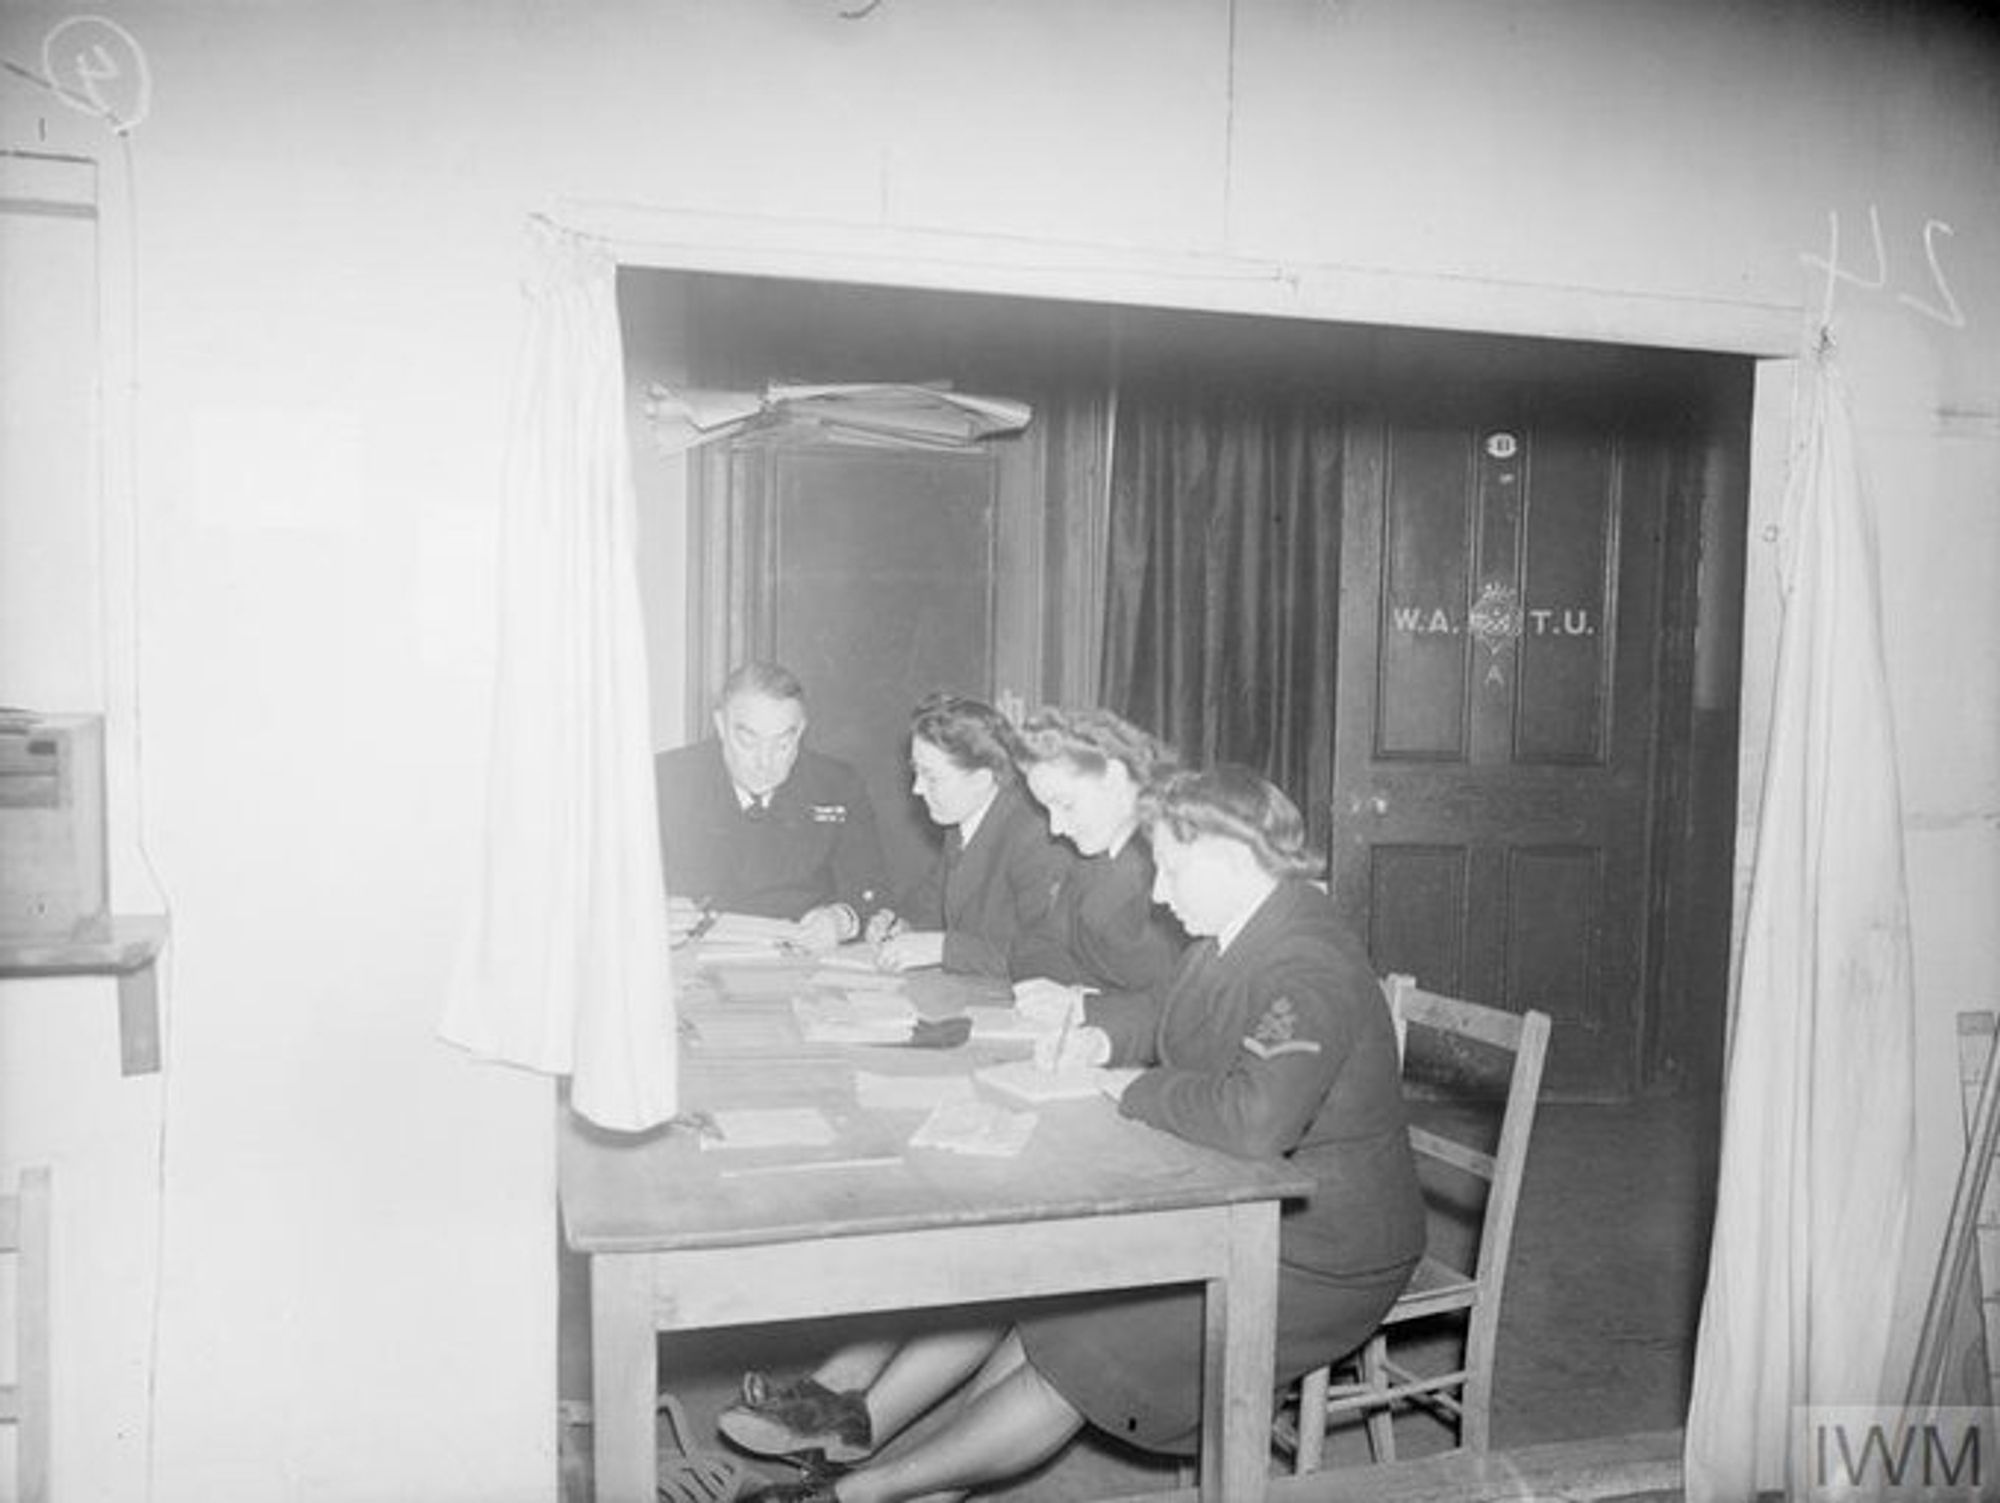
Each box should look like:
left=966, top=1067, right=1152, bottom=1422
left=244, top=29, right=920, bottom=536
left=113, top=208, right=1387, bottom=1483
left=0, top=3, right=1992, bottom=1499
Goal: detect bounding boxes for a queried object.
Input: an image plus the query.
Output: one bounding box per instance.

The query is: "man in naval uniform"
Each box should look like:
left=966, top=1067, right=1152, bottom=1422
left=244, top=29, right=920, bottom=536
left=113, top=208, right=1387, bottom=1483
left=654, top=660, right=889, bottom=950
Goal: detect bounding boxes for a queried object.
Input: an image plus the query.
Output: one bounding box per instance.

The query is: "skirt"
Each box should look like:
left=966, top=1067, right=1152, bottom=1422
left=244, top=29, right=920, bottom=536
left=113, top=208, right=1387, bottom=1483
left=1015, top=1258, right=1417, bottom=1455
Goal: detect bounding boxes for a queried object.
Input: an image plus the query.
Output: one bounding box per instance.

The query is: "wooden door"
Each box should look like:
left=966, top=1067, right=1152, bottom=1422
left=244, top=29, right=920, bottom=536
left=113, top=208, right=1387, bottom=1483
left=1331, top=405, right=1672, bottom=1097
left=696, top=445, right=1001, bottom=897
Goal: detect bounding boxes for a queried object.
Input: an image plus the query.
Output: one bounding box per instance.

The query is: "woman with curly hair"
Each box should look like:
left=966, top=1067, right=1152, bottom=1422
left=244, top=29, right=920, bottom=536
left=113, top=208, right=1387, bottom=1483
left=1006, top=705, right=1189, bottom=1010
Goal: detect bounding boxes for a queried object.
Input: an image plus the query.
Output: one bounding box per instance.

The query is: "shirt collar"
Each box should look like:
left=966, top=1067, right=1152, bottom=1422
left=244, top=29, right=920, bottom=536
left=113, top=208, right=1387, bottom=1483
left=1213, top=881, right=1278, bottom=956
left=957, top=785, right=999, bottom=845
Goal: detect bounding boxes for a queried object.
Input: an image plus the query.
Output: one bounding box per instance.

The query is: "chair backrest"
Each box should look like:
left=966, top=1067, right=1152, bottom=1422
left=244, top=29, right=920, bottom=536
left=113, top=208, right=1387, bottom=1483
left=1385, top=975, right=1551, bottom=1412
left=1, top=1166, right=52, bottom=1503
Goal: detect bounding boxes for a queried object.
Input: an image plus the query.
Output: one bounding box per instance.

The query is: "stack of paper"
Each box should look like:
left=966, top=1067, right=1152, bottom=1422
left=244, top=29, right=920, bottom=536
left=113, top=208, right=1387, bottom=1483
left=810, top=966, right=905, bottom=992
left=698, top=1107, right=838, bottom=1151
left=794, top=992, right=918, bottom=1045
left=645, top=381, right=1033, bottom=456
left=907, top=1099, right=1037, bottom=1158
left=812, top=945, right=891, bottom=975
left=962, top=1005, right=1058, bottom=1044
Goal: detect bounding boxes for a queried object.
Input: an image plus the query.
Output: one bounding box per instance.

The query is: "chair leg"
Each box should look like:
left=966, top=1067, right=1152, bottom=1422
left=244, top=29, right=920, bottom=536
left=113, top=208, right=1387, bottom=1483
left=1360, top=1334, right=1395, bottom=1462
left=1294, top=1365, right=1329, bottom=1474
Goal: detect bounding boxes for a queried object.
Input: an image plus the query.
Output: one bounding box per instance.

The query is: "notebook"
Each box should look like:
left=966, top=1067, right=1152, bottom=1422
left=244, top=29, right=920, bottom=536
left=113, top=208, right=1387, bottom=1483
left=975, top=1058, right=1134, bottom=1104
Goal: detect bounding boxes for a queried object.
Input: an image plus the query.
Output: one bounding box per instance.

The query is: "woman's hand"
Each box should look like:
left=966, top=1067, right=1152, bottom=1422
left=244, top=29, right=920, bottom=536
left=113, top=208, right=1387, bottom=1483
left=1034, top=1023, right=1112, bottom=1073
left=863, top=908, right=904, bottom=945
left=875, top=930, right=947, bottom=972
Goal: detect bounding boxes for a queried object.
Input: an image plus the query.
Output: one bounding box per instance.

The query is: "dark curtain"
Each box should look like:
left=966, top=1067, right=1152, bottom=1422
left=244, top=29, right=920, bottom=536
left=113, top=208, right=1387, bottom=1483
left=1100, top=380, right=1343, bottom=856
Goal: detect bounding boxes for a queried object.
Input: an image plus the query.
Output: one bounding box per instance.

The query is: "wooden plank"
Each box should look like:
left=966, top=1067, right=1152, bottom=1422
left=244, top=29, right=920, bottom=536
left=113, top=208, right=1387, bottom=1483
left=1403, top=990, right=1525, bottom=1054
left=1910, top=1012, right=2000, bottom=1409
left=1409, top=1127, right=1495, bottom=1181
left=15, top=1166, right=51, bottom=1503
left=646, top=1207, right=1240, bottom=1328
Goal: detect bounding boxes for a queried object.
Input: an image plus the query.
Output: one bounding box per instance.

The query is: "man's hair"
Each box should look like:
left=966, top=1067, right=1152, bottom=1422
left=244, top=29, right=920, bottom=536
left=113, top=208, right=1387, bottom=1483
left=716, top=660, right=806, bottom=712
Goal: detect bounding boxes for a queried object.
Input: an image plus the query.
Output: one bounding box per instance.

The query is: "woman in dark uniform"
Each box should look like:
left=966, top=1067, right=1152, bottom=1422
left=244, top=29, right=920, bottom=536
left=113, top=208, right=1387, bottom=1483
left=735, top=765, right=1424, bottom=1503
left=863, top=694, right=1072, bottom=979
left=1007, top=705, right=1187, bottom=1005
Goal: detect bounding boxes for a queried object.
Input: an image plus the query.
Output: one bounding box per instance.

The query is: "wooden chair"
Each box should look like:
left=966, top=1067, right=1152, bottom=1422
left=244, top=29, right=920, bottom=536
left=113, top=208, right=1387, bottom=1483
left=1, top=1166, right=52, bottom=1502
left=1906, top=1011, right=2000, bottom=1412
left=1288, top=977, right=1552, bottom=1471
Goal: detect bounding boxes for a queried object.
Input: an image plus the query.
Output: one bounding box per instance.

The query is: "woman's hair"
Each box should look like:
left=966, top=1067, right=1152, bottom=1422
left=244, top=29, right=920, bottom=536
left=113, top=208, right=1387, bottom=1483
left=1141, top=764, right=1323, bottom=879
left=1014, top=706, right=1179, bottom=785
left=910, top=693, right=1021, bottom=784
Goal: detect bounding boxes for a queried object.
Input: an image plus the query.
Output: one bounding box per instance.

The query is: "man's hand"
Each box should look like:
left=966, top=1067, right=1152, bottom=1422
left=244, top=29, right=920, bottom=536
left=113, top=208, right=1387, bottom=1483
left=794, top=903, right=855, bottom=953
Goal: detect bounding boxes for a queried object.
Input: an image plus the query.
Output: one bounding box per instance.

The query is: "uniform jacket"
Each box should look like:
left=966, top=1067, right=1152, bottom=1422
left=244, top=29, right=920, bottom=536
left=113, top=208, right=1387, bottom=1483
left=1012, top=836, right=1186, bottom=1002
left=654, top=739, right=888, bottom=921
left=1096, top=878, right=1425, bottom=1278
left=895, top=782, right=1074, bottom=979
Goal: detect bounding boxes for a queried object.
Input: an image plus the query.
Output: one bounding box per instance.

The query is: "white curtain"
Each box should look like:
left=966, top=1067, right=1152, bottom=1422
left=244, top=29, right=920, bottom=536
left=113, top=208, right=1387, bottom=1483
left=1684, top=347, right=1915, bottom=1497
left=439, top=221, right=678, bottom=1132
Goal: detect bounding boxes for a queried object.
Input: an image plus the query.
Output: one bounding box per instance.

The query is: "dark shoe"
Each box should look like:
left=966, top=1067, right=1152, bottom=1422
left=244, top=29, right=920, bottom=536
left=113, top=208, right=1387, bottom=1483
left=717, top=1372, right=873, bottom=1464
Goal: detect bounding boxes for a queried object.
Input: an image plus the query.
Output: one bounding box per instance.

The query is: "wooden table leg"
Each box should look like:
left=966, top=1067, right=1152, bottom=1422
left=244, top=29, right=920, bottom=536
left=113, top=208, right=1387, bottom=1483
left=589, top=1254, right=655, bottom=1503
left=1202, top=1200, right=1281, bottom=1501
left=117, top=960, right=162, bottom=1076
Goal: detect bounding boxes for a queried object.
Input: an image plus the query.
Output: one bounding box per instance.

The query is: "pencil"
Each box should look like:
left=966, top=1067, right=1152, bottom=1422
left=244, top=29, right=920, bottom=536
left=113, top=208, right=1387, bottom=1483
left=1052, top=1002, right=1074, bottom=1071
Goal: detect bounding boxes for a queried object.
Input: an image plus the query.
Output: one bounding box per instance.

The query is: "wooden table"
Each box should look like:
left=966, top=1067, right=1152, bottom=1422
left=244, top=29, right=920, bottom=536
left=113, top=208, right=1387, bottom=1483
left=559, top=958, right=1312, bottom=1502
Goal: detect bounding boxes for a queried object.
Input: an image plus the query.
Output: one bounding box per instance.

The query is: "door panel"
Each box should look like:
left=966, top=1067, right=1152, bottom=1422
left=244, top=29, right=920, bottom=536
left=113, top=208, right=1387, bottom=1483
left=1334, top=408, right=1667, bottom=1096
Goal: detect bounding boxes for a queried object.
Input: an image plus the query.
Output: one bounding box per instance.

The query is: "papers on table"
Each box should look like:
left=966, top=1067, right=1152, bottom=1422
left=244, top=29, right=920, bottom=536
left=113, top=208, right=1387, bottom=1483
left=812, top=944, right=894, bottom=976
left=809, top=966, right=905, bottom=991
left=699, top=1107, right=838, bottom=1150
left=683, top=1009, right=799, bottom=1052
left=975, top=1059, right=1137, bottom=1105
left=703, top=912, right=802, bottom=945
left=675, top=910, right=806, bottom=964
left=963, top=1004, right=1058, bottom=1044
left=908, top=1099, right=1037, bottom=1158
left=794, top=992, right=918, bottom=1045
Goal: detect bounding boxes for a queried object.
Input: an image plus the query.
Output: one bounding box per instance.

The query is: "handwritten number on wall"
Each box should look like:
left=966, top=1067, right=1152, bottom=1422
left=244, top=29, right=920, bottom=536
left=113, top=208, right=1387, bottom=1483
left=1802, top=206, right=1966, bottom=330
left=1897, top=220, right=1966, bottom=329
